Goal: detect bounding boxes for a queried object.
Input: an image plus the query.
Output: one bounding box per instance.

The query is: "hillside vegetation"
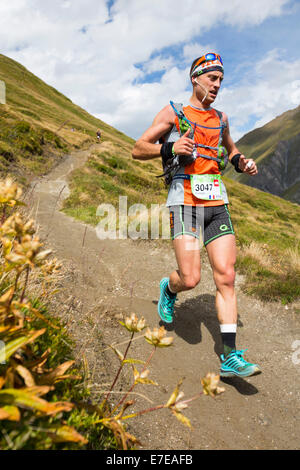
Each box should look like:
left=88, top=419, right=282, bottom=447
left=0, top=54, right=135, bottom=186
left=0, top=53, right=299, bottom=305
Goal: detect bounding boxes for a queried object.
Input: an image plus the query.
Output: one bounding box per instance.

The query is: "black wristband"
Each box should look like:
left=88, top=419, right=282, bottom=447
left=160, top=142, right=174, bottom=164
left=231, top=153, right=243, bottom=173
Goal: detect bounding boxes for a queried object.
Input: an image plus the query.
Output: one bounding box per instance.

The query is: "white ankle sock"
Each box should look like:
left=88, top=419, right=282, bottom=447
left=220, top=324, right=237, bottom=333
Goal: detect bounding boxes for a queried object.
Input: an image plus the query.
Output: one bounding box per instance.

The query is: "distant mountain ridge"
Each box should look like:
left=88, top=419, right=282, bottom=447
left=225, top=104, right=300, bottom=204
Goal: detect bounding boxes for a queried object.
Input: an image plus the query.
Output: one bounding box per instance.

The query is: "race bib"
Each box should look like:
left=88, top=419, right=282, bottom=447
left=190, top=174, right=223, bottom=200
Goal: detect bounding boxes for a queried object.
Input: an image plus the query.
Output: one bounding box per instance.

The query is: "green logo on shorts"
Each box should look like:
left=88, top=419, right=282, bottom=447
left=220, top=224, right=229, bottom=231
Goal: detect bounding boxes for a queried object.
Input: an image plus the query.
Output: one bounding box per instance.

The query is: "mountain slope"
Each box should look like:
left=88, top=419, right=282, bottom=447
left=225, top=105, right=300, bottom=204
left=0, top=54, right=135, bottom=185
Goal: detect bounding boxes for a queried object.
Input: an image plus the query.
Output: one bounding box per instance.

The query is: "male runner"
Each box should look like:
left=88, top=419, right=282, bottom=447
left=132, top=53, right=261, bottom=378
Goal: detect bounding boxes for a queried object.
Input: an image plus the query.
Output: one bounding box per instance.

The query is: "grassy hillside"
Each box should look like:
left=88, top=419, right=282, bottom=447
left=224, top=177, right=300, bottom=303
left=0, top=54, right=135, bottom=185
left=63, top=141, right=166, bottom=226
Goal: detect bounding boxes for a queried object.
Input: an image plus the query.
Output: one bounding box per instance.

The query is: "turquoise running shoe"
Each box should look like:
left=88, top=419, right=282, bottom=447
left=220, top=349, right=261, bottom=378
left=157, top=277, right=177, bottom=324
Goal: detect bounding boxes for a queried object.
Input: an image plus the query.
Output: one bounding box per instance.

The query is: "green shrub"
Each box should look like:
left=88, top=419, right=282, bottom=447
left=102, top=154, right=129, bottom=170
left=14, top=121, right=31, bottom=134
left=0, top=142, right=15, bottom=162
left=19, top=137, right=43, bottom=155
left=88, top=160, right=117, bottom=177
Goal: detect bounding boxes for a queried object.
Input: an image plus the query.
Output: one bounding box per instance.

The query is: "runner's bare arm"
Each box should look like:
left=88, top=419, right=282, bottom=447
left=132, top=105, right=194, bottom=160
left=222, top=116, right=258, bottom=175
left=132, top=105, right=174, bottom=160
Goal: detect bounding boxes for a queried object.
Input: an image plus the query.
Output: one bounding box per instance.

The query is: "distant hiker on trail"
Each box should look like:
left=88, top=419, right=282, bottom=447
left=132, top=53, right=261, bottom=378
left=96, top=129, right=101, bottom=143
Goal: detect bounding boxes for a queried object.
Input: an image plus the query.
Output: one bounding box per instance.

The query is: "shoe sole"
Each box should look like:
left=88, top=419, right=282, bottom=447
left=157, top=278, right=173, bottom=324
left=220, top=367, right=262, bottom=378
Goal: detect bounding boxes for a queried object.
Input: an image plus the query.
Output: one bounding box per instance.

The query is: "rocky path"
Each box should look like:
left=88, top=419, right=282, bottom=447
left=26, top=144, right=300, bottom=450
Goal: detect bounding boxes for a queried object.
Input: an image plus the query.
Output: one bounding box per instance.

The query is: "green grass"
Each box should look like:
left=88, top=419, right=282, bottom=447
left=224, top=176, right=300, bottom=303
left=0, top=53, right=135, bottom=185
left=236, top=255, right=300, bottom=304
left=88, top=160, right=118, bottom=177
left=63, top=144, right=165, bottom=221
left=101, top=153, right=130, bottom=170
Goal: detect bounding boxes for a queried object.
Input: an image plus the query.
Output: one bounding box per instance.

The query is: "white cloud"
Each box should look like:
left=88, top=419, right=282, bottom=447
left=217, top=49, right=300, bottom=141
left=0, top=0, right=292, bottom=140
left=219, top=0, right=290, bottom=27
left=141, top=56, right=175, bottom=75
left=182, top=42, right=217, bottom=63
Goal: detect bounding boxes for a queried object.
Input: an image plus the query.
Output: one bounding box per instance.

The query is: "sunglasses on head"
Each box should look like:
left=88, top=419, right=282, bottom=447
left=191, top=53, right=223, bottom=75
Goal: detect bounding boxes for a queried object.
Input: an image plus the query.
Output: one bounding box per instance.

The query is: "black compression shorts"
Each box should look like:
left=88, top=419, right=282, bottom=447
left=169, top=204, right=235, bottom=246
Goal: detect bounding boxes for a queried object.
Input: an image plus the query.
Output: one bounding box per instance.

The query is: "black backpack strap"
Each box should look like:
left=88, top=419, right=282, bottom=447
left=214, top=108, right=227, bottom=145
left=214, top=109, right=227, bottom=130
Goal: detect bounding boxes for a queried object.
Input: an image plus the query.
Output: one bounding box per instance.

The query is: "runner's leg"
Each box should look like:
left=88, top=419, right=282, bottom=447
left=157, top=208, right=201, bottom=322
left=169, top=234, right=201, bottom=293
left=205, top=233, right=237, bottom=325
left=206, top=232, right=261, bottom=376
left=158, top=234, right=200, bottom=323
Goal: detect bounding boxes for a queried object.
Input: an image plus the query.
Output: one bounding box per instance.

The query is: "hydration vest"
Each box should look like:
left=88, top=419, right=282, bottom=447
left=157, top=101, right=229, bottom=186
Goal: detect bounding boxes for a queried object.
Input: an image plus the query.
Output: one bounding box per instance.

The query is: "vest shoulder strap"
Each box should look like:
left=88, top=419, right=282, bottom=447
left=214, top=108, right=227, bottom=129
left=170, top=101, right=195, bottom=138
left=170, top=101, right=184, bottom=117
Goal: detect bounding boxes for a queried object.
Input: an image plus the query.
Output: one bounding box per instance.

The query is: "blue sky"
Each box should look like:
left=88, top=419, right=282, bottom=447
left=0, top=0, right=299, bottom=141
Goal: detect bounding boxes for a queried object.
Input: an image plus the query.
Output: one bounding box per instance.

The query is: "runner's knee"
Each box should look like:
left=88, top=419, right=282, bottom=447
left=214, top=266, right=235, bottom=290
left=180, top=273, right=201, bottom=290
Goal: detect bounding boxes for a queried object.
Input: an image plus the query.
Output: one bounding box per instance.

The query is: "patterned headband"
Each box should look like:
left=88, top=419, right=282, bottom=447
left=191, top=53, right=224, bottom=77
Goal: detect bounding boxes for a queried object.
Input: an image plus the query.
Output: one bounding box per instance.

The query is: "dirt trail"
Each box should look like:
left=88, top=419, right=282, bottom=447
left=26, top=144, right=300, bottom=450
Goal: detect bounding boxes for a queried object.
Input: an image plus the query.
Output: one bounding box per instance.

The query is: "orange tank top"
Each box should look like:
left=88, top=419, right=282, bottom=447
left=176, top=105, right=225, bottom=207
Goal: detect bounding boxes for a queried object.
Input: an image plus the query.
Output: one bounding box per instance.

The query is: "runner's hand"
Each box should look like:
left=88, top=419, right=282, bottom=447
left=173, top=130, right=194, bottom=156
left=239, top=155, right=258, bottom=175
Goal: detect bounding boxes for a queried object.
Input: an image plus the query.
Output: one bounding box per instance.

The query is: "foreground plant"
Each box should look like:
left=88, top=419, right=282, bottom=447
left=0, top=177, right=225, bottom=450
left=0, top=177, right=88, bottom=448
left=92, top=313, right=225, bottom=448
